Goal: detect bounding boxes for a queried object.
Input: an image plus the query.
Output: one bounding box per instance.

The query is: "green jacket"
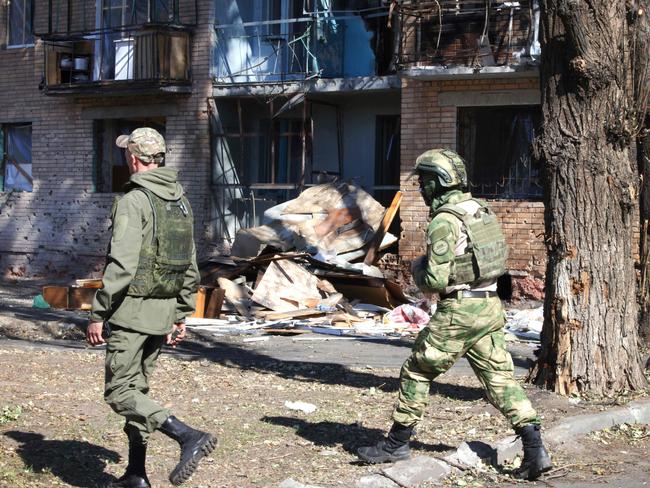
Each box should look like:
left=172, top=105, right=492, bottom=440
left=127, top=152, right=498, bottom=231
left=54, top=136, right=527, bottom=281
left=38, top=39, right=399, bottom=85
left=412, top=190, right=472, bottom=293
left=90, top=168, right=199, bottom=335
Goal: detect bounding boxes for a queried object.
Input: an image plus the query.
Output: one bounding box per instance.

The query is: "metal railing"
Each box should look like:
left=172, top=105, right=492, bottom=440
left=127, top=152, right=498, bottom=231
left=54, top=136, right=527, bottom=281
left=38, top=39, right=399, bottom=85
left=213, top=10, right=394, bottom=84
left=44, top=26, right=191, bottom=88
left=45, top=0, right=197, bottom=35
left=398, top=0, right=541, bottom=68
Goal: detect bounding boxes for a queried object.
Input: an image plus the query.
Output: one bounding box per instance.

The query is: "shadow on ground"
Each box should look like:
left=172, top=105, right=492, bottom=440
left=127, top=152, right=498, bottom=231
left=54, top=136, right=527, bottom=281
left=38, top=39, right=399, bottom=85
left=170, top=334, right=487, bottom=401
left=261, top=416, right=455, bottom=457
left=4, top=431, right=119, bottom=487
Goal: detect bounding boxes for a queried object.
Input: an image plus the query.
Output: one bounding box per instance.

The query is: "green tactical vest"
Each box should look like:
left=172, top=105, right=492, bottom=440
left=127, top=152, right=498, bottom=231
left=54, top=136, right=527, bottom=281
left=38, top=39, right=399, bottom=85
left=432, top=199, right=508, bottom=286
left=126, top=188, right=194, bottom=298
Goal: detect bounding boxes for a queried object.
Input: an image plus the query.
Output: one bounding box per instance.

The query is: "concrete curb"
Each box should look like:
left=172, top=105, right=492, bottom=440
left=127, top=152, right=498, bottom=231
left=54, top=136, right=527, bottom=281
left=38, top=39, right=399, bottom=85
left=544, top=397, right=650, bottom=445
left=278, top=397, right=650, bottom=488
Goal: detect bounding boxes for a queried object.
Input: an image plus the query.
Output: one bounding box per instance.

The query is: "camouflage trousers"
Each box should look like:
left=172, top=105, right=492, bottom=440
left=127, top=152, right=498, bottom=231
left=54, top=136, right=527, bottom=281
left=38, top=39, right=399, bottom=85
left=393, top=296, right=540, bottom=429
left=104, top=325, right=170, bottom=444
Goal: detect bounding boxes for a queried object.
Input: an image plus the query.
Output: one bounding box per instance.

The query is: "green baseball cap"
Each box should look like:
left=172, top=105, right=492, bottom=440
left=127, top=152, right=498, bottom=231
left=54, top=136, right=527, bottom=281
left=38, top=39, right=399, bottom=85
left=116, top=127, right=166, bottom=164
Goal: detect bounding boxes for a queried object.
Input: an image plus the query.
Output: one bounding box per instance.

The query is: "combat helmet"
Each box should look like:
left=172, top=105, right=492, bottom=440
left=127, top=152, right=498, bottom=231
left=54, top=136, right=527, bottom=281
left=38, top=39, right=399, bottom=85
left=413, top=149, right=468, bottom=189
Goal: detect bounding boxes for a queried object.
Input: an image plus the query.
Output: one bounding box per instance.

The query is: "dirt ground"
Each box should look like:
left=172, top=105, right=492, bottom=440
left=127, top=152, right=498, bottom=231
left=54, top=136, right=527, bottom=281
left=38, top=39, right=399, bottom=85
left=0, top=343, right=648, bottom=488
left=1, top=280, right=649, bottom=487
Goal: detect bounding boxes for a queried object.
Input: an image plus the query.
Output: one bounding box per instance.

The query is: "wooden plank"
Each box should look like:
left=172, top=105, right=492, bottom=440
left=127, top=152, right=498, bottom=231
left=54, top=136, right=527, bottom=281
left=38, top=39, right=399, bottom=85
left=217, top=277, right=253, bottom=318
left=262, top=309, right=326, bottom=321
left=364, top=191, right=403, bottom=265
left=191, top=286, right=207, bottom=318
left=205, top=288, right=225, bottom=319
left=42, top=286, right=69, bottom=309
left=69, top=286, right=96, bottom=311
left=75, top=279, right=103, bottom=288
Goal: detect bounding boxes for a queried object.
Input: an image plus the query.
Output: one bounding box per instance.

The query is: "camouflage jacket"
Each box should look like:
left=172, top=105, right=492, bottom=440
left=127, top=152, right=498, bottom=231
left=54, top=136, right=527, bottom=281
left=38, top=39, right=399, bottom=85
left=412, top=190, right=477, bottom=294
left=90, top=168, right=199, bottom=335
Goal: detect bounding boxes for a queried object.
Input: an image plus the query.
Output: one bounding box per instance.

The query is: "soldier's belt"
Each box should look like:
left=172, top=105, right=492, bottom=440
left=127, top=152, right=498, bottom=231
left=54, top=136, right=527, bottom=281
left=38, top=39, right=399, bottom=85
left=440, top=290, right=499, bottom=300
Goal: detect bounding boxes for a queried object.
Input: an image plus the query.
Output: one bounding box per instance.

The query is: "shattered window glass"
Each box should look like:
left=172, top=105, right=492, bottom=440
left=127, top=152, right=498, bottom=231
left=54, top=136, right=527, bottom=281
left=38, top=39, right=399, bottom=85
left=457, top=105, right=542, bottom=199
left=8, top=0, right=34, bottom=47
left=2, top=124, right=33, bottom=192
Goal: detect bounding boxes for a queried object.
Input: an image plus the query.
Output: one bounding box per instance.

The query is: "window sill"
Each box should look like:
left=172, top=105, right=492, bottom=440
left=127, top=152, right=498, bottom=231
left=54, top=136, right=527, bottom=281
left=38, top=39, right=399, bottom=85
left=5, top=44, right=35, bottom=50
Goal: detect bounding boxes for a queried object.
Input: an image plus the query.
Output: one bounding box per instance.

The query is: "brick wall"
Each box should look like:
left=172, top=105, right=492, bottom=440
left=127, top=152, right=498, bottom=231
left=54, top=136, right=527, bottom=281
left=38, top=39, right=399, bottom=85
left=0, top=0, right=214, bottom=279
left=399, top=76, right=548, bottom=280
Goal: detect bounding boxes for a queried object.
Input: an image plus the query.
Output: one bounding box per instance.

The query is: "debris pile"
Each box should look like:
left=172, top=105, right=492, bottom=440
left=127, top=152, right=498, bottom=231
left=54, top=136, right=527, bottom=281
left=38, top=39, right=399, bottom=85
left=191, top=183, right=426, bottom=337
left=505, top=307, right=543, bottom=341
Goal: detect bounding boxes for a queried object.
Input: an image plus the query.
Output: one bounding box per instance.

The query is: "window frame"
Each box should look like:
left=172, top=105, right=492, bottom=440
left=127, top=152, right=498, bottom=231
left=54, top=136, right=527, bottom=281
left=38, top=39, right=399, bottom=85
left=1, top=122, right=33, bottom=193
left=457, top=105, right=543, bottom=200
left=6, top=0, right=35, bottom=49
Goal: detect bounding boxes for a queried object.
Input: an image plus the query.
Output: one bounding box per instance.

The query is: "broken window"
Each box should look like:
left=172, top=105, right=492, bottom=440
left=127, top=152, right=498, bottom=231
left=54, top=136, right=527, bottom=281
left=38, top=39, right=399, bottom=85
left=94, top=118, right=166, bottom=193
left=8, top=0, right=34, bottom=47
left=457, top=105, right=542, bottom=199
left=1, top=123, right=33, bottom=192
left=100, top=0, right=175, bottom=27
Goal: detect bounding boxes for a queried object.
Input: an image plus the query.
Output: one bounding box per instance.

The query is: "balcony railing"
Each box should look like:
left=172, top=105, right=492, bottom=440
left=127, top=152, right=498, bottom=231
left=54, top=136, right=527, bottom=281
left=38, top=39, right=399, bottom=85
left=398, top=0, right=541, bottom=69
left=213, top=10, right=395, bottom=84
left=42, top=26, right=191, bottom=94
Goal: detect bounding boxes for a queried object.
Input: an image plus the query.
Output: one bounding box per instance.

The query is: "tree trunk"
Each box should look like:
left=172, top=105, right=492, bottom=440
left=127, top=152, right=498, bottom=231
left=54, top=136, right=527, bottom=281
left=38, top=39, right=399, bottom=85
left=634, top=0, right=650, bottom=346
left=531, top=0, right=647, bottom=395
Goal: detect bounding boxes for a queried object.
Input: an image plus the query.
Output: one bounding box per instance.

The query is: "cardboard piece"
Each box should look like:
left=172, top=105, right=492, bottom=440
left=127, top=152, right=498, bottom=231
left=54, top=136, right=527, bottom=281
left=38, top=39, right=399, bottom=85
left=252, top=260, right=322, bottom=312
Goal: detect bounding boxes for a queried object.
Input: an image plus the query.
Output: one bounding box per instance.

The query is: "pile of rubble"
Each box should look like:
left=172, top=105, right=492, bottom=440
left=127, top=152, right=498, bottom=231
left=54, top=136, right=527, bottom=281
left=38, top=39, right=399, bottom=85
left=190, top=182, right=432, bottom=337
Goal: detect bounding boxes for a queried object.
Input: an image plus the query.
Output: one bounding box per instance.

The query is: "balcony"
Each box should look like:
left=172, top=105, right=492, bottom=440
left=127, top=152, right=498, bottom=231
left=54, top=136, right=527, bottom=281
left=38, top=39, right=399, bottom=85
left=42, top=26, right=191, bottom=95
left=398, top=0, right=540, bottom=72
left=39, top=0, right=196, bottom=95
left=213, top=9, right=396, bottom=85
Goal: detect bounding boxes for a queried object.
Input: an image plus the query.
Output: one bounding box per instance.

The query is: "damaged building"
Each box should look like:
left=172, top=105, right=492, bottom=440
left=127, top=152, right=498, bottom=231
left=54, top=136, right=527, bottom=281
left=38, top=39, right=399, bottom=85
left=0, top=0, right=546, bottom=297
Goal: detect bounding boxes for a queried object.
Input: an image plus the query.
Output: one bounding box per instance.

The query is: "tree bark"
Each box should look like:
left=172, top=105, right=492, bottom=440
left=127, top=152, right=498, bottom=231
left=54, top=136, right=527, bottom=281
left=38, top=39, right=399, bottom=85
left=531, top=0, right=647, bottom=395
left=634, top=0, right=650, bottom=346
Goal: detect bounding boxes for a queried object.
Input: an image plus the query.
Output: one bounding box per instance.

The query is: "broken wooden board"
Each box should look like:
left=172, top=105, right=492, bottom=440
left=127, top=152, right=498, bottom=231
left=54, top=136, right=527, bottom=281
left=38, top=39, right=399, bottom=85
left=364, top=191, right=403, bottom=265
left=320, top=275, right=410, bottom=309
left=75, top=279, right=103, bottom=289
left=261, top=309, right=326, bottom=321
left=42, top=286, right=69, bottom=309
left=217, top=277, right=253, bottom=318
left=205, top=288, right=225, bottom=319
left=69, top=286, right=96, bottom=311
left=191, top=286, right=208, bottom=318
left=251, top=260, right=322, bottom=312
left=230, top=224, right=294, bottom=258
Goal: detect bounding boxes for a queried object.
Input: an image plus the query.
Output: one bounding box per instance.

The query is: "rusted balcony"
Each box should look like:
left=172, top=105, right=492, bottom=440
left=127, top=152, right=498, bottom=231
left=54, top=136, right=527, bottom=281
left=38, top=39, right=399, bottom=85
left=39, top=0, right=196, bottom=95
left=398, top=0, right=540, bottom=70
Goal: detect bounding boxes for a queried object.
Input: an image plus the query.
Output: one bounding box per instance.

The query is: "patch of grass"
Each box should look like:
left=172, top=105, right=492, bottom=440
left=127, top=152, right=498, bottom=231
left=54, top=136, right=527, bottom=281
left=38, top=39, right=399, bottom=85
left=0, top=405, right=22, bottom=425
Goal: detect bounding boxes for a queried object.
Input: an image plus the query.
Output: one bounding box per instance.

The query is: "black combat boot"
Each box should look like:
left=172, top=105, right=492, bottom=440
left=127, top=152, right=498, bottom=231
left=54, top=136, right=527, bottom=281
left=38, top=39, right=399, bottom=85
left=107, top=440, right=150, bottom=488
left=158, top=416, right=217, bottom=486
left=357, top=423, right=412, bottom=464
left=514, top=424, right=552, bottom=480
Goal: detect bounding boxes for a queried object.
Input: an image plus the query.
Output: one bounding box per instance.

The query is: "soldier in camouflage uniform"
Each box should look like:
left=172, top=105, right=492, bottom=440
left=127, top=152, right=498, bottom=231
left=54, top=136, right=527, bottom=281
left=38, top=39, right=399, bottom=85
left=86, top=128, right=216, bottom=488
left=357, top=149, right=552, bottom=481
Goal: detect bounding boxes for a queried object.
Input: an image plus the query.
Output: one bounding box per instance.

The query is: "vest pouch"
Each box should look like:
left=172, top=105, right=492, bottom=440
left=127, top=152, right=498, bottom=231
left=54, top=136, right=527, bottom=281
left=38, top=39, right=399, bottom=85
left=434, top=200, right=508, bottom=287
left=127, top=246, right=156, bottom=297
left=149, top=254, right=191, bottom=298
left=464, top=209, right=508, bottom=283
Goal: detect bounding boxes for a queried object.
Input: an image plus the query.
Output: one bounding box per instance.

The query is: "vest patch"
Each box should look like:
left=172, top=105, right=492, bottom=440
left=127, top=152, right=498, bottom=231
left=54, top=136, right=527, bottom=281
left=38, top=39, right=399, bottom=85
left=432, top=240, right=449, bottom=256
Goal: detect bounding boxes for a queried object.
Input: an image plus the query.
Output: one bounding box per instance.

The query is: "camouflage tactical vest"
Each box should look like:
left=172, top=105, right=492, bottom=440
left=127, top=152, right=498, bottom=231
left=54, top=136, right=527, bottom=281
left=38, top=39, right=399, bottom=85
left=126, top=188, right=194, bottom=298
left=432, top=199, right=508, bottom=286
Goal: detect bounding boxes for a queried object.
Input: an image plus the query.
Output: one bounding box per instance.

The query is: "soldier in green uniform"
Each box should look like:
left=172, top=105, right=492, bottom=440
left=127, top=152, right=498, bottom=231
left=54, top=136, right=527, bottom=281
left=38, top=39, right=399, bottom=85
left=357, top=149, right=552, bottom=481
left=86, top=128, right=216, bottom=488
